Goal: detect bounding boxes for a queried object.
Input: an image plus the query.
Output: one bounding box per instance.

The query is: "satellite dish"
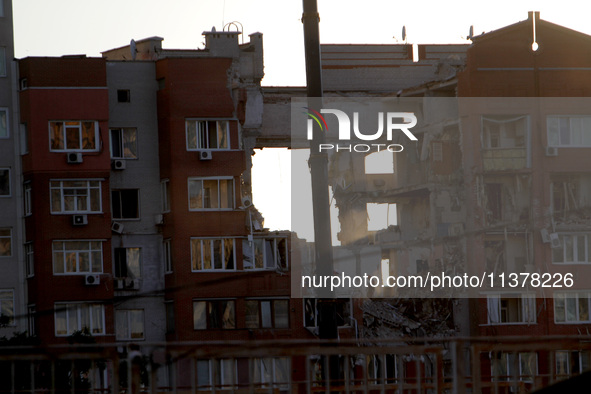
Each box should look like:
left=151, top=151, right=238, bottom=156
left=469, top=25, right=474, bottom=39
left=402, top=26, right=407, bottom=42
left=130, top=39, right=136, bottom=61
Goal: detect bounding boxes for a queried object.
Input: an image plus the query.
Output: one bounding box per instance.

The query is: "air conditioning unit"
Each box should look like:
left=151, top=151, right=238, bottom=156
left=111, top=222, right=124, bottom=234
left=72, top=214, right=88, bottom=226
left=550, top=232, right=561, bottom=248
left=67, top=152, right=83, bottom=164
left=125, top=278, right=140, bottom=290
left=19, top=78, right=28, bottom=90
left=241, top=195, right=253, bottom=208
left=85, top=274, right=100, bottom=286
left=199, top=150, right=212, bottom=161
left=154, top=214, right=164, bottom=225
left=545, top=147, right=558, bottom=157
left=114, top=279, right=125, bottom=290
left=111, top=159, right=126, bottom=170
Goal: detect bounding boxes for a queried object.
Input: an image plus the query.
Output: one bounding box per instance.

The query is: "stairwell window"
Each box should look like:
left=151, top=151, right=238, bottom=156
left=115, top=309, right=144, bottom=340
left=186, top=120, right=230, bottom=150
left=188, top=177, right=234, bottom=210
left=111, top=189, right=140, bottom=219
left=114, top=247, right=141, bottom=279
left=110, top=128, right=138, bottom=159
left=50, top=180, right=102, bottom=214
left=49, top=121, right=99, bottom=152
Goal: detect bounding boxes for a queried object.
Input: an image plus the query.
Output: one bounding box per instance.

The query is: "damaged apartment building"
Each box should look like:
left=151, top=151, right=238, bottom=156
left=265, top=12, right=591, bottom=365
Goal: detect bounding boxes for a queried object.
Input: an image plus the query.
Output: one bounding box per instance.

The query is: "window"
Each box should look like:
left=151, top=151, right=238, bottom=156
left=115, top=309, right=144, bottom=340
left=487, top=294, right=536, bottom=324
left=0, top=168, right=9, bottom=196
left=24, top=182, right=31, bottom=215
left=482, top=115, right=527, bottom=149
left=0, top=108, right=7, bottom=138
left=114, top=248, right=141, bottom=278
left=54, top=303, right=105, bottom=336
left=186, top=120, right=230, bottom=150
left=20, top=124, right=28, bottom=154
left=252, top=358, right=290, bottom=390
left=25, top=242, right=34, bottom=277
left=367, top=355, right=398, bottom=384
left=0, top=1, right=4, bottom=18
left=554, top=292, right=591, bottom=323
left=196, top=359, right=236, bottom=390
left=551, top=177, right=582, bottom=214
left=110, top=128, right=137, bottom=159
left=161, top=179, right=170, bottom=212
left=191, top=238, right=235, bottom=271
left=491, top=352, right=537, bottom=382
left=0, top=290, right=14, bottom=326
left=50, top=180, right=102, bottom=213
left=49, top=121, right=99, bottom=151
left=0, top=228, right=11, bottom=257
left=0, top=47, right=5, bottom=77
left=111, top=189, right=139, bottom=219
left=163, top=239, right=172, bottom=273
left=52, top=241, right=103, bottom=274
left=245, top=299, right=289, bottom=329
left=552, top=234, right=591, bottom=264
left=165, top=301, right=175, bottom=334
left=555, top=351, right=591, bottom=378
left=28, top=305, right=36, bottom=336
left=193, top=299, right=236, bottom=330
left=548, top=116, right=591, bottom=147
left=188, top=177, right=234, bottom=210
left=117, top=89, right=130, bottom=103
left=243, top=237, right=288, bottom=270
left=304, top=298, right=351, bottom=328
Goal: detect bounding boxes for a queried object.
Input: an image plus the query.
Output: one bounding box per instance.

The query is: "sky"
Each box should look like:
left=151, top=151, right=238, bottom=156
left=12, top=0, right=591, bottom=240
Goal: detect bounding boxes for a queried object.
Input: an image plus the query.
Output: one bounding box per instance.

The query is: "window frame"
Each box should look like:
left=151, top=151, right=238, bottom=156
left=52, top=240, right=103, bottom=275
left=23, top=182, right=32, bottom=216
left=193, top=299, right=236, bottom=330
left=554, top=291, right=591, bottom=324
left=0, top=168, right=10, bottom=197
left=245, top=299, right=290, bottom=329
left=252, top=357, right=290, bottom=390
left=491, top=352, right=537, bottom=382
left=243, top=237, right=288, bottom=271
left=191, top=237, right=236, bottom=272
left=25, top=242, right=34, bottom=278
left=486, top=293, right=536, bottom=325
left=547, top=115, right=591, bottom=148
left=163, top=239, right=172, bottom=274
left=0, top=108, right=8, bottom=139
left=50, top=179, right=102, bottom=214
left=48, top=121, right=100, bottom=152
left=109, top=127, right=138, bottom=159
left=0, top=48, right=6, bottom=78
left=552, top=233, right=591, bottom=264
left=115, top=309, right=145, bottom=341
left=188, top=177, right=235, bottom=211
left=0, top=290, right=14, bottom=326
left=113, top=247, right=141, bottom=279
left=161, top=179, right=170, bottom=213
left=304, top=298, right=352, bottom=328
left=54, top=303, right=106, bottom=337
left=186, top=119, right=232, bottom=151
left=0, top=228, right=11, bottom=258
left=111, top=189, right=140, bottom=220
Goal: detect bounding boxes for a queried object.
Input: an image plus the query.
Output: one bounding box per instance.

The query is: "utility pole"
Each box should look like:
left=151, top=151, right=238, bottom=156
left=302, top=0, right=340, bottom=387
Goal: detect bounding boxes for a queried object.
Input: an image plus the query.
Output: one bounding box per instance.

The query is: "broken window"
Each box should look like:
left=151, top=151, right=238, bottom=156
left=49, top=121, right=98, bottom=151
left=366, top=203, right=397, bottom=231
left=188, top=177, right=234, bottom=210
left=554, top=292, right=591, bottom=323
left=552, top=234, right=591, bottom=264
left=484, top=241, right=506, bottom=272
left=114, top=247, right=141, bottom=279
left=364, top=150, right=394, bottom=174
left=110, top=128, right=138, bottom=159
left=550, top=177, right=590, bottom=216
left=245, top=299, right=289, bottom=329
left=186, top=120, right=230, bottom=150
left=191, top=238, right=235, bottom=271
left=111, top=189, right=139, bottom=219
left=487, top=294, right=535, bottom=324
left=547, top=116, right=591, bottom=147
left=304, top=298, right=351, bottom=328
left=243, top=237, right=287, bottom=270
left=482, top=115, right=527, bottom=148
left=193, top=299, right=236, bottom=329
left=0, top=168, right=9, bottom=196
